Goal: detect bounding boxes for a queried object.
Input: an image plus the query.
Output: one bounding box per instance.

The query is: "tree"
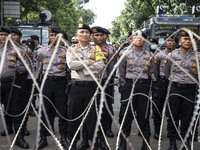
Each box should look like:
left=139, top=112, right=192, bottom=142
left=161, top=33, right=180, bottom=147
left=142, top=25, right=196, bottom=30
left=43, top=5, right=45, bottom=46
left=3, top=0, right=95, bottom=40
left=109, top=0, right=200, bottom=43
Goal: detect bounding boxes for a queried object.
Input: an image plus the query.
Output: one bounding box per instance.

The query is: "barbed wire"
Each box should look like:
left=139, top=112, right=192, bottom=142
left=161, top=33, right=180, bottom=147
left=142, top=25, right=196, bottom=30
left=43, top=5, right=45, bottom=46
left=0, top=28, right=200, bottom=150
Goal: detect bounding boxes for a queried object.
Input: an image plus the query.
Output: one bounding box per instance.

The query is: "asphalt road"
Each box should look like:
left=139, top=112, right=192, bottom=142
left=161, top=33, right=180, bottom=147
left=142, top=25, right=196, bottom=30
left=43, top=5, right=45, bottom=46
left=1, top=87, right=200, bottom=150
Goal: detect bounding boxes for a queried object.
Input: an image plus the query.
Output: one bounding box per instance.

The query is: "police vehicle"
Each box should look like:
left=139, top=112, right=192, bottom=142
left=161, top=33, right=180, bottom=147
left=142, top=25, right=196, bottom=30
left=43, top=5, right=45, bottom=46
left=143, top=6, right=200, bottom=47
left=16, top=10, right=52, bottom=46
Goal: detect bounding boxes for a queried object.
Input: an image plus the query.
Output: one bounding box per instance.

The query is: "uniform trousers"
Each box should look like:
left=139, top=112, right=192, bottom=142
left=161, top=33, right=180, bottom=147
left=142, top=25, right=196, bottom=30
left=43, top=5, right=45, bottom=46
left=152, top=76, right=168, bottom=132
left=40, top=77, right=68, bottom=136
left=119, top=78, right=151, bottom=138
left=67, top=81, right=97, bottom=142
left=1, top=77, right=23, bottom=133
left=167, top=82, right=196, bottom=139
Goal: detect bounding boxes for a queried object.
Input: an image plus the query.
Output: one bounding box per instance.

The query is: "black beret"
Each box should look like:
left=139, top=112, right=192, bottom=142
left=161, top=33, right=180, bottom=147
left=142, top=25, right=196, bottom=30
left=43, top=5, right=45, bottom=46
left=91, top=26, right=105, bottom=34
left=77, top=23, right=92, bottom=34
left=164, top=33, right=178, bottom=42
left=31, top=35, right=39, bottom=41
left=0, top=26, right=11, bottom=34
left=10, top=27, right=22, bottom=36
left=180, top=31, right=190, bottom=37
left=102, top=28, right=110, bottom=35
left=149, top=38, right=158, bottom=44
left=48, top=26, right=61, bottom=34
left=60, top=30, right=68, bottom=40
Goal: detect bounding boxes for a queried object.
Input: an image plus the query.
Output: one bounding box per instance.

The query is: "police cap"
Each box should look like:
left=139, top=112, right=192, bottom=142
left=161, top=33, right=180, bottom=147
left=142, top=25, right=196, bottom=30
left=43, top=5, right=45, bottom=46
left=91, top=26, right=105, bottom=34
left=180, top=31, right=190, bottom=37
left=77, top=24, right=92, bottom=34
left=48, top=26, right=61, bottom=34
left=0, top=26, right=11, bottom=34
left=31, top=35, right=39, bottom=41
left=60, top=30, right=68, bottom=40
left=149, top=38, right=158, bottom=44
left=165, top=33, right=178, bottom=42
left=10, top=27, right=22, bottom=36
left=102, top=28, right=110, bottom=35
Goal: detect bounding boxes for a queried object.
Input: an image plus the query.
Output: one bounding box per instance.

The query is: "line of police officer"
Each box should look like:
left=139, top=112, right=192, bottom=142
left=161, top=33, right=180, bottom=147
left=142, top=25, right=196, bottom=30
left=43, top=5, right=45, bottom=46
left=0, top=24, right=199, bottom=150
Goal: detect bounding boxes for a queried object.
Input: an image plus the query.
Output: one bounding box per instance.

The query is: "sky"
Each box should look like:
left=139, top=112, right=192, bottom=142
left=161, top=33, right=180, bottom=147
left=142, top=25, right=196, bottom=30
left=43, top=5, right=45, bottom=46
left=83, top=0, right=126, bottom=29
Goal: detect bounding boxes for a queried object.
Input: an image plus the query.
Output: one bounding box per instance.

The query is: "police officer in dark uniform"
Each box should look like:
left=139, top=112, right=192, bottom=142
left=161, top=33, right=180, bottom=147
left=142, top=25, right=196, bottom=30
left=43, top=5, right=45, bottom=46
left=36, top=26, right=69, bottom=149
left=67, top=24, right=105, bottom=150
left=0, top=26, right=29, bottom=149
left=152, top=34, right=177, bottom=140
left=164, top=31, right=198, bottom=150
left=118, top=31, right=153, bottom=150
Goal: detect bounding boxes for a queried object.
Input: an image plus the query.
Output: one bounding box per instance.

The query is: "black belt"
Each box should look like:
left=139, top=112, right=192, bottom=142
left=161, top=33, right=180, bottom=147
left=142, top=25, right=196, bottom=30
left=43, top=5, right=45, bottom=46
left=126, top=78, right=149, bottom=84
left=172, top=82, right=196, bottom=89
left=70, top=80, right=96, bottom=87
left=47, top=76, right=66, bottom=81
left=1, top=77, right=14, bottom=82
left=159, top=75, right=166, bottom=80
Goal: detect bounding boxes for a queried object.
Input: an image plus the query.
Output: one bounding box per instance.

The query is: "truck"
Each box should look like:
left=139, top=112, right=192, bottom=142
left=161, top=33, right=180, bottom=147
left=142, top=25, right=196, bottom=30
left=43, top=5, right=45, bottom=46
left=143, top=6, right=200, bottom=47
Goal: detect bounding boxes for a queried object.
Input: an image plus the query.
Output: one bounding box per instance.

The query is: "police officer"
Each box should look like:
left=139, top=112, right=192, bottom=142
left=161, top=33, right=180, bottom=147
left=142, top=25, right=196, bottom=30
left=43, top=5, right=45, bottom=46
left=118, top=31, right=153, bottom=150
left=153, top=34, right=177, bottom=140
left=67, top=24, right=105, bottom=150
left=164, top=31, right=198, bottom=150
left=0, top=26, right=29, bottom=149
left=10, top=27, right=33, bottom=136
left=101, top=27, right=116, bottom=138
left=36, top=26, right=69, bottom=149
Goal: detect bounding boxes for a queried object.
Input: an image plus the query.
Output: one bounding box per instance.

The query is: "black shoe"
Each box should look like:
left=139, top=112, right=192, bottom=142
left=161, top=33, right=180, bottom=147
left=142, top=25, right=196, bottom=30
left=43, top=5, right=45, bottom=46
left=141, top=143, right=150, bottom=150
left=98, top=139, right=109, bottom=150
left=168, top=139, right=177, bottom=150
left=105, top=130, right=114, bottom=138
left=29, top=111, right=35, bottom=117
left=37, top=136, right=48, bottom=149
left=118, top=138, right=126, bottom=150
left=0, top=130, right=14, bottom=136
left=182, top=142, right=191, bottom=150
left=154, top=132, right=159, bottom=140
left=78, top=140, right=90, bottom=150
left=15, top=137, right=29, bottom=149
left=168, top=145, right=177, bottom=150
left=60, top=135, right=69, bottom=149
left=70, top=142, right=77, bottom=150
left=24, top=127, right=30, bottom=136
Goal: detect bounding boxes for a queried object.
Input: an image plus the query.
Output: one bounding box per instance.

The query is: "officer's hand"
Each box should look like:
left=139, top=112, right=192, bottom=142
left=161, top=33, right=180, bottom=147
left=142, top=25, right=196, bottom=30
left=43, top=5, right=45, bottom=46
left=72, top=57, right=79, bottom=61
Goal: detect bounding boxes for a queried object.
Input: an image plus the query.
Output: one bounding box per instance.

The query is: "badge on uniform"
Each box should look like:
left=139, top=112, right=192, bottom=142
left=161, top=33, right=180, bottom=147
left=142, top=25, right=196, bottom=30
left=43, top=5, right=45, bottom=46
left=60, top=52, right=65, bottom=56
left=164, top=59, right=168, bottom=64
left=129, top=61, right=133, bottom=64
left=45, top=60, right=49, bottom=63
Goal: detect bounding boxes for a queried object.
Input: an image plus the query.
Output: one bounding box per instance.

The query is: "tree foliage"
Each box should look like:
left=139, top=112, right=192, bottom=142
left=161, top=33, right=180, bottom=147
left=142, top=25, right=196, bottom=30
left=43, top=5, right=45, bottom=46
left=2, top=0, right=95, bottom=40
left=110, top=0, right=200, bottom=44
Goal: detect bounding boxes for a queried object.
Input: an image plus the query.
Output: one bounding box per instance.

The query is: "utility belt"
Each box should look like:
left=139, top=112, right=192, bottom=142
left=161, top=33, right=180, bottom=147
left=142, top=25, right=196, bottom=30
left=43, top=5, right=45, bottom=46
left=1, top=76, right=14, bottom=82
left=126, top=78, right=149, bottom=85
left=70, top=79, right=96, bottom=87
left=159, top=75, right=166, bottom=80
left=172, top=82, right=196, bottom=89
left=47, top=76, right=66, bottom=81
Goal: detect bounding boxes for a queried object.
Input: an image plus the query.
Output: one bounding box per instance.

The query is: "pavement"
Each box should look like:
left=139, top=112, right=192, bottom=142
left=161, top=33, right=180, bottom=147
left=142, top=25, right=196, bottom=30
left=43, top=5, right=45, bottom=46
left=1, top=87, right=200, bottom=150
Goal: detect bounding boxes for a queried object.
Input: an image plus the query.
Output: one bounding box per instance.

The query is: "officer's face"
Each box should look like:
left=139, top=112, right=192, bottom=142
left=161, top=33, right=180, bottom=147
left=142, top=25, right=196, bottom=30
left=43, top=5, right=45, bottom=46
left=12, top=33, right=21, bottom=43
left=48, top=33, right=57, bottom=44
left=76, top=29, right=90, bottom=43
left=165, top=38, right=176, bottom=49
left=133, top=36, right=145, bottom=47
left=128, top=37, right=134, bottom=45
left=179, top=37, right=192, bottom=50
left=92, top=32, right=104, bottom=45
left=0, top=32, right=9, bottom=44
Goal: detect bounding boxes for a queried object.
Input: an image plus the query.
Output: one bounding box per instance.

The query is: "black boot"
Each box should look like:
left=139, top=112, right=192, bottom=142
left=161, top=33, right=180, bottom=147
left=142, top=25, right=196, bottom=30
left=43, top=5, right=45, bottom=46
left=168, top=139, right=177, bottom=150
left=24, top=127, right=30, bottom=136
left=141, top=137, right=150, bottom=150
left=60, top=135, right=69, bottom=149
left=78, top=139, right=90, bottom=150
left=98, top=137, right=109, bottom=150
left=70, top=142, right=77, bottom=150
left=15, top=133, right=29, bottom=149
left=182, top=140, right=191, bottom=150
left=0, top=129, right=14, bottom=136
left=37, top=135, right=48, bottom=149
left=105, top=129, right=114, bottom=138
left=118, top=137, right=126, bottom=150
